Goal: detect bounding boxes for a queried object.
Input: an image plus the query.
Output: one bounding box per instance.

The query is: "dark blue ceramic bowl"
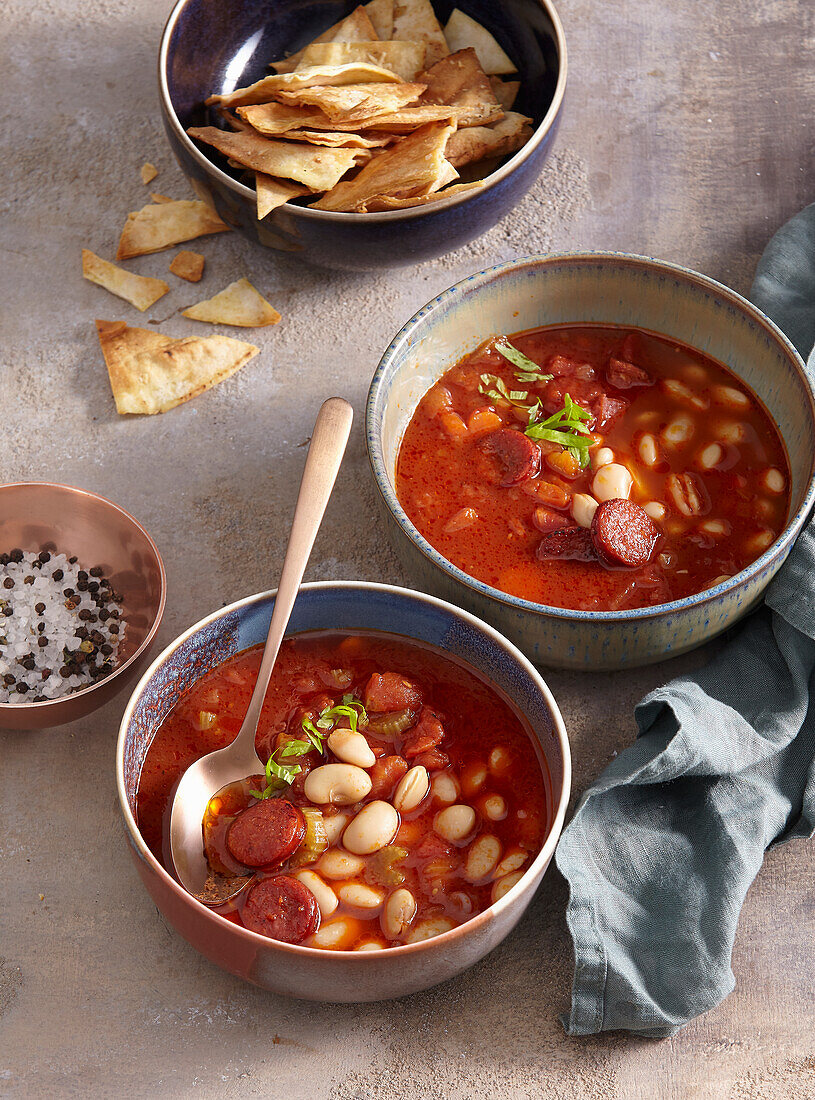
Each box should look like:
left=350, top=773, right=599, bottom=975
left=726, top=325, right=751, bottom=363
left=158, top=0, right=567, bottom=271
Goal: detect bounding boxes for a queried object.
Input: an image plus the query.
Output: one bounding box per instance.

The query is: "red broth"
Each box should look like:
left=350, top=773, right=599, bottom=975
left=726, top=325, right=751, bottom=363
left=396, top=325, right=791, bottom=611
left=137, top=631, right=550, bottom=950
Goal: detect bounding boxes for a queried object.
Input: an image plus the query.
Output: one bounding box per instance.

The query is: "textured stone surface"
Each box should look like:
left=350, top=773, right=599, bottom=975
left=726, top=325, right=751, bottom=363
left=2, top=0, right=814, bottom=1095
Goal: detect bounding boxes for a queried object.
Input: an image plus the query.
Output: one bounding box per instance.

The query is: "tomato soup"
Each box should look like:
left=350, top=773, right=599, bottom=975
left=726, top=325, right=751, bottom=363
left=137, top=631, right=549, bottom=950
left=396, top=325, right=791, bottom=611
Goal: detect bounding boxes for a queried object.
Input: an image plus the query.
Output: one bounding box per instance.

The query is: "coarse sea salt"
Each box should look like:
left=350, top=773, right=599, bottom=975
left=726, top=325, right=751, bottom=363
left=0, top=550, right=125, bottom=704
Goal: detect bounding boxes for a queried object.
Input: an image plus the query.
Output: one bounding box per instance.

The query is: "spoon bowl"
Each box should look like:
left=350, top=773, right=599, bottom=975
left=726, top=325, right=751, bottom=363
left=169, top=397, right=353, bottom=900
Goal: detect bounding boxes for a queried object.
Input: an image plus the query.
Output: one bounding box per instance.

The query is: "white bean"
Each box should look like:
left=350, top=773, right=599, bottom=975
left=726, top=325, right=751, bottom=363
left=638, top=433, right=659, bottom=467
left=355, top=941, right=385, bottom=952
left=704, top=574, right=733, bottom=589
left=699, top=519, right=729, bottom=537
left=711, top=384, right=750, bottom=409
left=491, top=871, right=525, bottom=904
left=592, top=446, right=615, bottom=469
left=661, top=416, right=695, bottom=446
left=405, top=917, right=454, bottom=943
left=337, top=883, right=384, bottom=912
left=488, top=746, right=512, bottom=777
left=572, top=493, right=599, bottom=529
left=661, top=378, right=708, bottom=410
left=294, top=870, right=338, bottom=918
left=667, top=472, right=705, bottom=517
left=464, top=835, right=502, bottom=881
left=717, top=420, right=746, bottom=444
left=745, top=528, right=775, bottom=556
left=434, top=804, right=477, bottom=842
left=304, top=763, right=372, bottom=805
left=381, top=888, right=417, bottom=939
left=342, top=801, right=399, bottom=855
left=393, top=766, right=430, bottom=814
left=448, top=891, right=474, bottom=916
left=592, top=463, right=633, bottom=502
left=460, top=761, right=487, bottom=799
left=481, top=794, right=507, bottom=821
left=327, top=729, right=376, bottom=768
left=310, top=917, right=357, bottom=949
left=763, top=468, right=786, bottom=494
left=493, top=848, right=528, bottom=879
left=431, top=772, right=460, bottom=805
left=643, top=501, right=666, bottom=522
left=316, top=849, right=365, bottom=880
left=322, top=812, right=350, bottom=845
left=681, top=363, right=708, bottom=384
left=697, top=442, right=724, bottom=470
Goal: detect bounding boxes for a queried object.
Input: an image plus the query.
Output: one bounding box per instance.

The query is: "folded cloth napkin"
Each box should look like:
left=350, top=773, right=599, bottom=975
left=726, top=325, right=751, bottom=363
left=555, top=203, right=815, bottom=1038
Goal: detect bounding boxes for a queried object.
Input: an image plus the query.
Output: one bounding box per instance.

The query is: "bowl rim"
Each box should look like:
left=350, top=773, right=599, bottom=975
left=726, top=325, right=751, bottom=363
left=0, top=481, right=167, bottom=715
left=365, top=250, right=815, bottom=622
left=116, top=579, right=572, bottom=961
left=157, top=0, right=568, bottom=224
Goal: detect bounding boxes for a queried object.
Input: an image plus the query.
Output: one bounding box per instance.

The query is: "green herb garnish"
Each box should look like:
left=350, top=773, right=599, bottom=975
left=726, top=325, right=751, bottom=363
left=494, top=339, right=553, bottom=384
left=478, top=374, right=542, bottom=416
left=249, top=743, right=310, bottom=799
left=525, top=393, right=594, bottom=467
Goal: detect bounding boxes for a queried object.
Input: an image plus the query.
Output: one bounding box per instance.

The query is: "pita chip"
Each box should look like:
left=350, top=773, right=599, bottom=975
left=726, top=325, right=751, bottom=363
left=296, top=41, right=425, bottom=81
left=255, top=174, right=311, bottom=219
left=489, top=76, right=520, bottom=110
left=149, top=191, right=175, bottom=204
left=276, top=81, right=426, bottom=122
left=140, top=162, right=158, bottom=184
left=187, top=126, right=369, bottom=190
left=420, top=48, right=504, bottom=127
left=169, top=250, right=206, bottom=282
left=444, top=9, right=517, bottom=75
left=96, top=319, right=259, bottom=415
left=271, top=6, right=379, bottom=73
left=365, top=0, right=394, bottom=40
left=116, top=199, right=230, bottom=260
left=240, top=100, right=455, bottom=134
left=82, top=250, right=169, bottom=312
left=182, top=277, right=281, bottom=328
left=446, top=111, right=533, bottom=168
left=364, top=179, right=484, bottom=209
left=392, top=0, right=449, bottom=66
left=207, top=62, right=401, bottom=109
left=311, top=119, right=455, bottom=210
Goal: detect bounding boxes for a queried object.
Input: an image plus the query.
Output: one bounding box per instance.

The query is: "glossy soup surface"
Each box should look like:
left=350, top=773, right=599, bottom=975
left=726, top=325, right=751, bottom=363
left=396, top=325, right=791, bottom=611
left=137, top=631, right=550, bottom=950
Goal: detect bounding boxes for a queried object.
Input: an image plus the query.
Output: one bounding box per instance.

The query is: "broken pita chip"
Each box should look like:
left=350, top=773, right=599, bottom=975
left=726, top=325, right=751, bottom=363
left=116, top=199, right=230, bottom=260
left=239, top=100, right=452, bottom=135
left=363, top=179, right=484, bottom=209
left=82, top=250, right=169, bottom=312
left=95, top=319, right=259, bottom=415
left=365, top=0, right=394, bottom=41
left=182, top=277, right=281, bottom=328
left=169, top=250, right=205, bottom=282
left=277, top=81, right=426, bottom=122
left=311, top=119, right=455, bottom=210
left=149, top=191, right=175, bottom=203
left=446, top=111, right=533, bottom=168
left=207, top=62, right=402, bottom=109
left=420, top=48, right=504, bottom=128
left=187, top=126, right=370, bottom=191
left=392, top=0, right=449, bottom=66
left=284, top=129, right=393, bottom=147
left=444, top=9, right=517, bottom=75
left=489, top=76, right=520, bottom=110
left=140, top=162, right=158, bottom=184
left=296, top=41, right=426, bottom=81
left=255, top=174, right=311, bottom=219
left=271, top=6, right=379, bottom=73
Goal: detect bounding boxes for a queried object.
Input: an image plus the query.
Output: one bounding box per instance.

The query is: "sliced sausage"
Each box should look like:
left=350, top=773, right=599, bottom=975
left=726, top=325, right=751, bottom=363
left=536, top=527, right=597, bottom=562
left=591, top=498, right=661, bottom=567
left=363, top=672, right=422, bottom=713
left=367, top=755, right=409, bottom=800
left=226, top=798, right=306, bottom=869
left=479, top=429, right=541, bottom=487
left=593, top=393, right=629, bottom=431
left=606, top=357, right=652, bottom=389
left=241, top=875, right=320, bottom=943
left=402, top=708, right=445, bottom=758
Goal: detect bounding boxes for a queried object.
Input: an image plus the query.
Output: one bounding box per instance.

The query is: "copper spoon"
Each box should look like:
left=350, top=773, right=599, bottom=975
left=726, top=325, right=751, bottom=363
left=169, top=397, right=354, bottom=901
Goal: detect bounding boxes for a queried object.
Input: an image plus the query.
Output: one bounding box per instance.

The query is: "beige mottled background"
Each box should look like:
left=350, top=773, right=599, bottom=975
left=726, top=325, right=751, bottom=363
left=1, top=0, right=814, bottom=1095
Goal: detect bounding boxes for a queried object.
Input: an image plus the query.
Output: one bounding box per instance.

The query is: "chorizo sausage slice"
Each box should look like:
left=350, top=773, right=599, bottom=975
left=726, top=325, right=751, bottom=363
left=226, top=798, right=306, bottom=869
left=402, top=708, right=445, bottom=758
left=480, top=429, right=541, bottom=487
left=536, top=527, right=596, bottom=562
left=591, top=498, right=660, bottom=567
left=606, top=357, right=653, bottom=389
left=241, top=875, right=320, bottom=943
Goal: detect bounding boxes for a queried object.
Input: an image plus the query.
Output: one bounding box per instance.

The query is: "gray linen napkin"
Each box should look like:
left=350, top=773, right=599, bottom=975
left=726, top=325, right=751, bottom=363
left=555, top=203, right=815, bottom=1037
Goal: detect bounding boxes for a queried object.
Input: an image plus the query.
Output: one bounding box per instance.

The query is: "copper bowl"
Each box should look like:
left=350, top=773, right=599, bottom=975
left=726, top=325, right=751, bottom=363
left=0, top=483, right=166, bottom=730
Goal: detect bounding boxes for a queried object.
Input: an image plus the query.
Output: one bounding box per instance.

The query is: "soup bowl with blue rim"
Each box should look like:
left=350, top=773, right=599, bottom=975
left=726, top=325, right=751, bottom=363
left=366, top=253, right=815, bottom=670
left=117, top=581, right=571, bottom=1001
left=158, top=0, right=566, bottom=271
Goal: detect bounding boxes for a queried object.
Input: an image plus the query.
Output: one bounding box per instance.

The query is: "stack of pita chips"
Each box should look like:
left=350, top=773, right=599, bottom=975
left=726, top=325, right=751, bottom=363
left=189, top=0, right=534, bottom=216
